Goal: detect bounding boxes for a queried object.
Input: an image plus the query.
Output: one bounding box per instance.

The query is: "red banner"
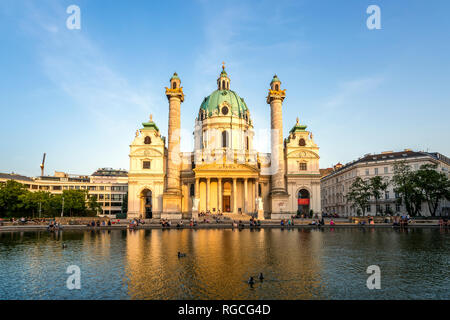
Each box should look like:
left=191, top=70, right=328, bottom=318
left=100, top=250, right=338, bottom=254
left=298, top=199, right=310, bottom=205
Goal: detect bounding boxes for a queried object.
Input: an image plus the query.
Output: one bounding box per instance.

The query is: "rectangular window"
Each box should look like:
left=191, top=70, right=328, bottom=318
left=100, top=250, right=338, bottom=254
left=53, top=186, right=62, bottom=190
left=299, top=163, right=307, bottom=171
left=366, top=205, right=371, bottom=212
left=374, top=168, right=379, bottom=175
left=396, top=203, right=401, bottom=212
left=386, top=204, right=391, bottom=213
left=365, top=169, right=369, bottom=176
left=143, top=161, right=151, bottom=169
left=384, top=167, right=388, bottom=174
left=385, top=191, right=389, bottom=200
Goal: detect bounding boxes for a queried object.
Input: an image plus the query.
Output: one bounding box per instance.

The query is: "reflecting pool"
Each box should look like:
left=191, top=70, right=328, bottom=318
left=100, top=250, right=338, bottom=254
left=0, top=228, right=448, bottom=299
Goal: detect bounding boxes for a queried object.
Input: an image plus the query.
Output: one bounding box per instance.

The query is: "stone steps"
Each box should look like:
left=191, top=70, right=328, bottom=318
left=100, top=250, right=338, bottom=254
left=223, top=213, right=253, bottom=221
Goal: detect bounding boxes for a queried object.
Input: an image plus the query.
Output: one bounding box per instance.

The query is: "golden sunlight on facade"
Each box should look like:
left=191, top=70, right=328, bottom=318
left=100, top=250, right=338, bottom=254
left=127, top=66, right=321, bottom=220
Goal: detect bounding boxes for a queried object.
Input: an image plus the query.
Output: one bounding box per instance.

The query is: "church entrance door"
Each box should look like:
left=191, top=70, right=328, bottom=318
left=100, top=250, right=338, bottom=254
left=141, top=189, right=152, bottom=219
left=223, top=196, right=231, bottom=213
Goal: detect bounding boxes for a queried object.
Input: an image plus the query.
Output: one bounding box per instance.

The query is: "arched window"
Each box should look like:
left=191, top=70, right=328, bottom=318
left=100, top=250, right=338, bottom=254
left=299, top=162, right=307, bottom=171
left=222, top=131, right=228, bottom=148
left=190, top=184, right=195, bottom=197
left=299, top=138, right=306, bottom=146
left=246, top=136, right=249, bottom=151
left=172, top=82, right=177, bottom=89
left=275, top=84, right=279, bottom=91
left=258, top=184, right=262, bottom=197
left=144, top=136, right=151, bottom=144
left=222, top=80, right=225, bottom=90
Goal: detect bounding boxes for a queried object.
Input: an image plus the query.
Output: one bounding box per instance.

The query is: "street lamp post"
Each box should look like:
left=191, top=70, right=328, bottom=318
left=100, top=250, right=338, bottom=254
left=61, top=196, right=64, bottom=217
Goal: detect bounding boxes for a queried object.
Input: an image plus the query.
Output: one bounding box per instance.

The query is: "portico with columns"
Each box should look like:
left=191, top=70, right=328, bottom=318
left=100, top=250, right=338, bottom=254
left=193, top=163, right=259, bottom=214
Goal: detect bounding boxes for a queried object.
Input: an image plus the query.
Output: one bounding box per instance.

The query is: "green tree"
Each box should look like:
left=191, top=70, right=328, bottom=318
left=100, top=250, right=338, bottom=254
left=347, top=177, right=371, bottom=216
left=19, top=190, right=52, bottom=218
left=0, top=180, right=29, bottom=217
left=415, top=164, right=450, bottom=216
left=121, top=192, right=128, bottom=214
left=88, top=195, right=102, bottom=216
left=368, top=175, right=389, bottom=216
left=392, top=162, right=424, bottom=216
left=61, top=189, right=88, bottom=216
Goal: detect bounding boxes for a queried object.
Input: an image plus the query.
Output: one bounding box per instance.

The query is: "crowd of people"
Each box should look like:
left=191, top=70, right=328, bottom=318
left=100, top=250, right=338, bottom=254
left=439, top=218, right=449, bottom=227
left=392, top=215, right=410, bottom=227
left=47, top=220, right=62, bottom=231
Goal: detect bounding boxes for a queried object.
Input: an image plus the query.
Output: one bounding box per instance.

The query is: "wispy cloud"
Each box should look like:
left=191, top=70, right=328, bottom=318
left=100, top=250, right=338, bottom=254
left=324, top=76, right=384, bottom=109
left=18, top=1, right=156, bottom=135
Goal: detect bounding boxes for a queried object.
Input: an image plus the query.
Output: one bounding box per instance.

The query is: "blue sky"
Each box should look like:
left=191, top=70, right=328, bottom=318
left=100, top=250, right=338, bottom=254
left=0, top=0, right=449, bottom=177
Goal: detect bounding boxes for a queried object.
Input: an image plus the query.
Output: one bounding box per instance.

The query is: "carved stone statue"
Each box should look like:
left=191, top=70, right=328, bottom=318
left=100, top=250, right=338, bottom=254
left=192, top=198, right=200, bottom=220
left=256, top=197, right=264, bottom=220
left=256, top=197, right=263, bottom=211
left=192, top=198, right=200, bottom=211
left=135, top=130, right=139, bottom=137
left=310, top=132, right=314, bottom=140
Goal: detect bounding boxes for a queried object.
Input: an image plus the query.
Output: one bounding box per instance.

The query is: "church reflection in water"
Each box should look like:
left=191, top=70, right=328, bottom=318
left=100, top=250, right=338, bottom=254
left=124, top=228, right=325, bottom=300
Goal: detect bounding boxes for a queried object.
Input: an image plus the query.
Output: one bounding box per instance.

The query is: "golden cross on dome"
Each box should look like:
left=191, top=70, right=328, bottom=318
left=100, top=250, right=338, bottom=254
left=150, top=114, right=153, bottom=122
left=222, top=61, right=225, bottom=70
left=296, top=117, right=299, bottom=125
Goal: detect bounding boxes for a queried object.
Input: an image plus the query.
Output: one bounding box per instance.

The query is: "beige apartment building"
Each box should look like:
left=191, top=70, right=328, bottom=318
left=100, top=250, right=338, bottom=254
left=0, top=168, right=128, bottom=217
left=321, top=150, right=450, bottom=217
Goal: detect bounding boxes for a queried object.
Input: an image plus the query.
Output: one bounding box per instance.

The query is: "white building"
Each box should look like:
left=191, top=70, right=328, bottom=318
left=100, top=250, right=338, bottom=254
left=321, top=150, right=450, bottom=217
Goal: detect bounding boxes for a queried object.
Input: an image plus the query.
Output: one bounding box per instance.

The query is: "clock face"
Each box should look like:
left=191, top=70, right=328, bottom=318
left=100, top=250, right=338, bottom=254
left=299, top=138, right=306, bottom=146
left=222, top=106, right=229, bottom=115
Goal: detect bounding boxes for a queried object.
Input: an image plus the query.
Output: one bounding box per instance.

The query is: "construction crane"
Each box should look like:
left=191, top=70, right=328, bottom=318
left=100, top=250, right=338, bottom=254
left=40, top=153, right=46, bottom=176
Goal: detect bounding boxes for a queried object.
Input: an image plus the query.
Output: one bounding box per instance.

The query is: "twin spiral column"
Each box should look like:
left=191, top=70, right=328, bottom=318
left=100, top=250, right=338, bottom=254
left=267, top=75, right=289, bottom=217
left=162, top=73, right=184, bottom=218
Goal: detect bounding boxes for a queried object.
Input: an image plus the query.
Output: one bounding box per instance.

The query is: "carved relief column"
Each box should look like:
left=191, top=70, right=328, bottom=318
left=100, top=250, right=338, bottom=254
left=267, top=75, right=289, bottom=217
left=162, top=73, right=184, bottom=217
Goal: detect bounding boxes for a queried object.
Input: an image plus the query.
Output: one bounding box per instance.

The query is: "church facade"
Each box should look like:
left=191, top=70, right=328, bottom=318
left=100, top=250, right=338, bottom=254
left=127, top=66, right=321, bottom=220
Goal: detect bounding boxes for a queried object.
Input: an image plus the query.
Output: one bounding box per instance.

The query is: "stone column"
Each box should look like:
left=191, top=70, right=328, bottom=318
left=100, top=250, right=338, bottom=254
left=206, top=178, right=210, bottom=211
left=244, top=178, right=248, bottom=214
left=267, top=88, right=285, bottom=192
left=163, top=73, right=184, bottom=218
left=233, top=178, right=237, bottom=214
left=195, top=178, right=200, bottom=198
left=218, top=178, right=222, bottom=212
left=267, top=75, right=289, bottom=218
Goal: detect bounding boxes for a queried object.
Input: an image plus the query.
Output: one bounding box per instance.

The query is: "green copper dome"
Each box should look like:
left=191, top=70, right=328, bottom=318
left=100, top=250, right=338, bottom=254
left=199, top=89, right=248, bottom=118
left=289, top=117, right=307, bottom=133
left=270, top=74, right=281, bottom=85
